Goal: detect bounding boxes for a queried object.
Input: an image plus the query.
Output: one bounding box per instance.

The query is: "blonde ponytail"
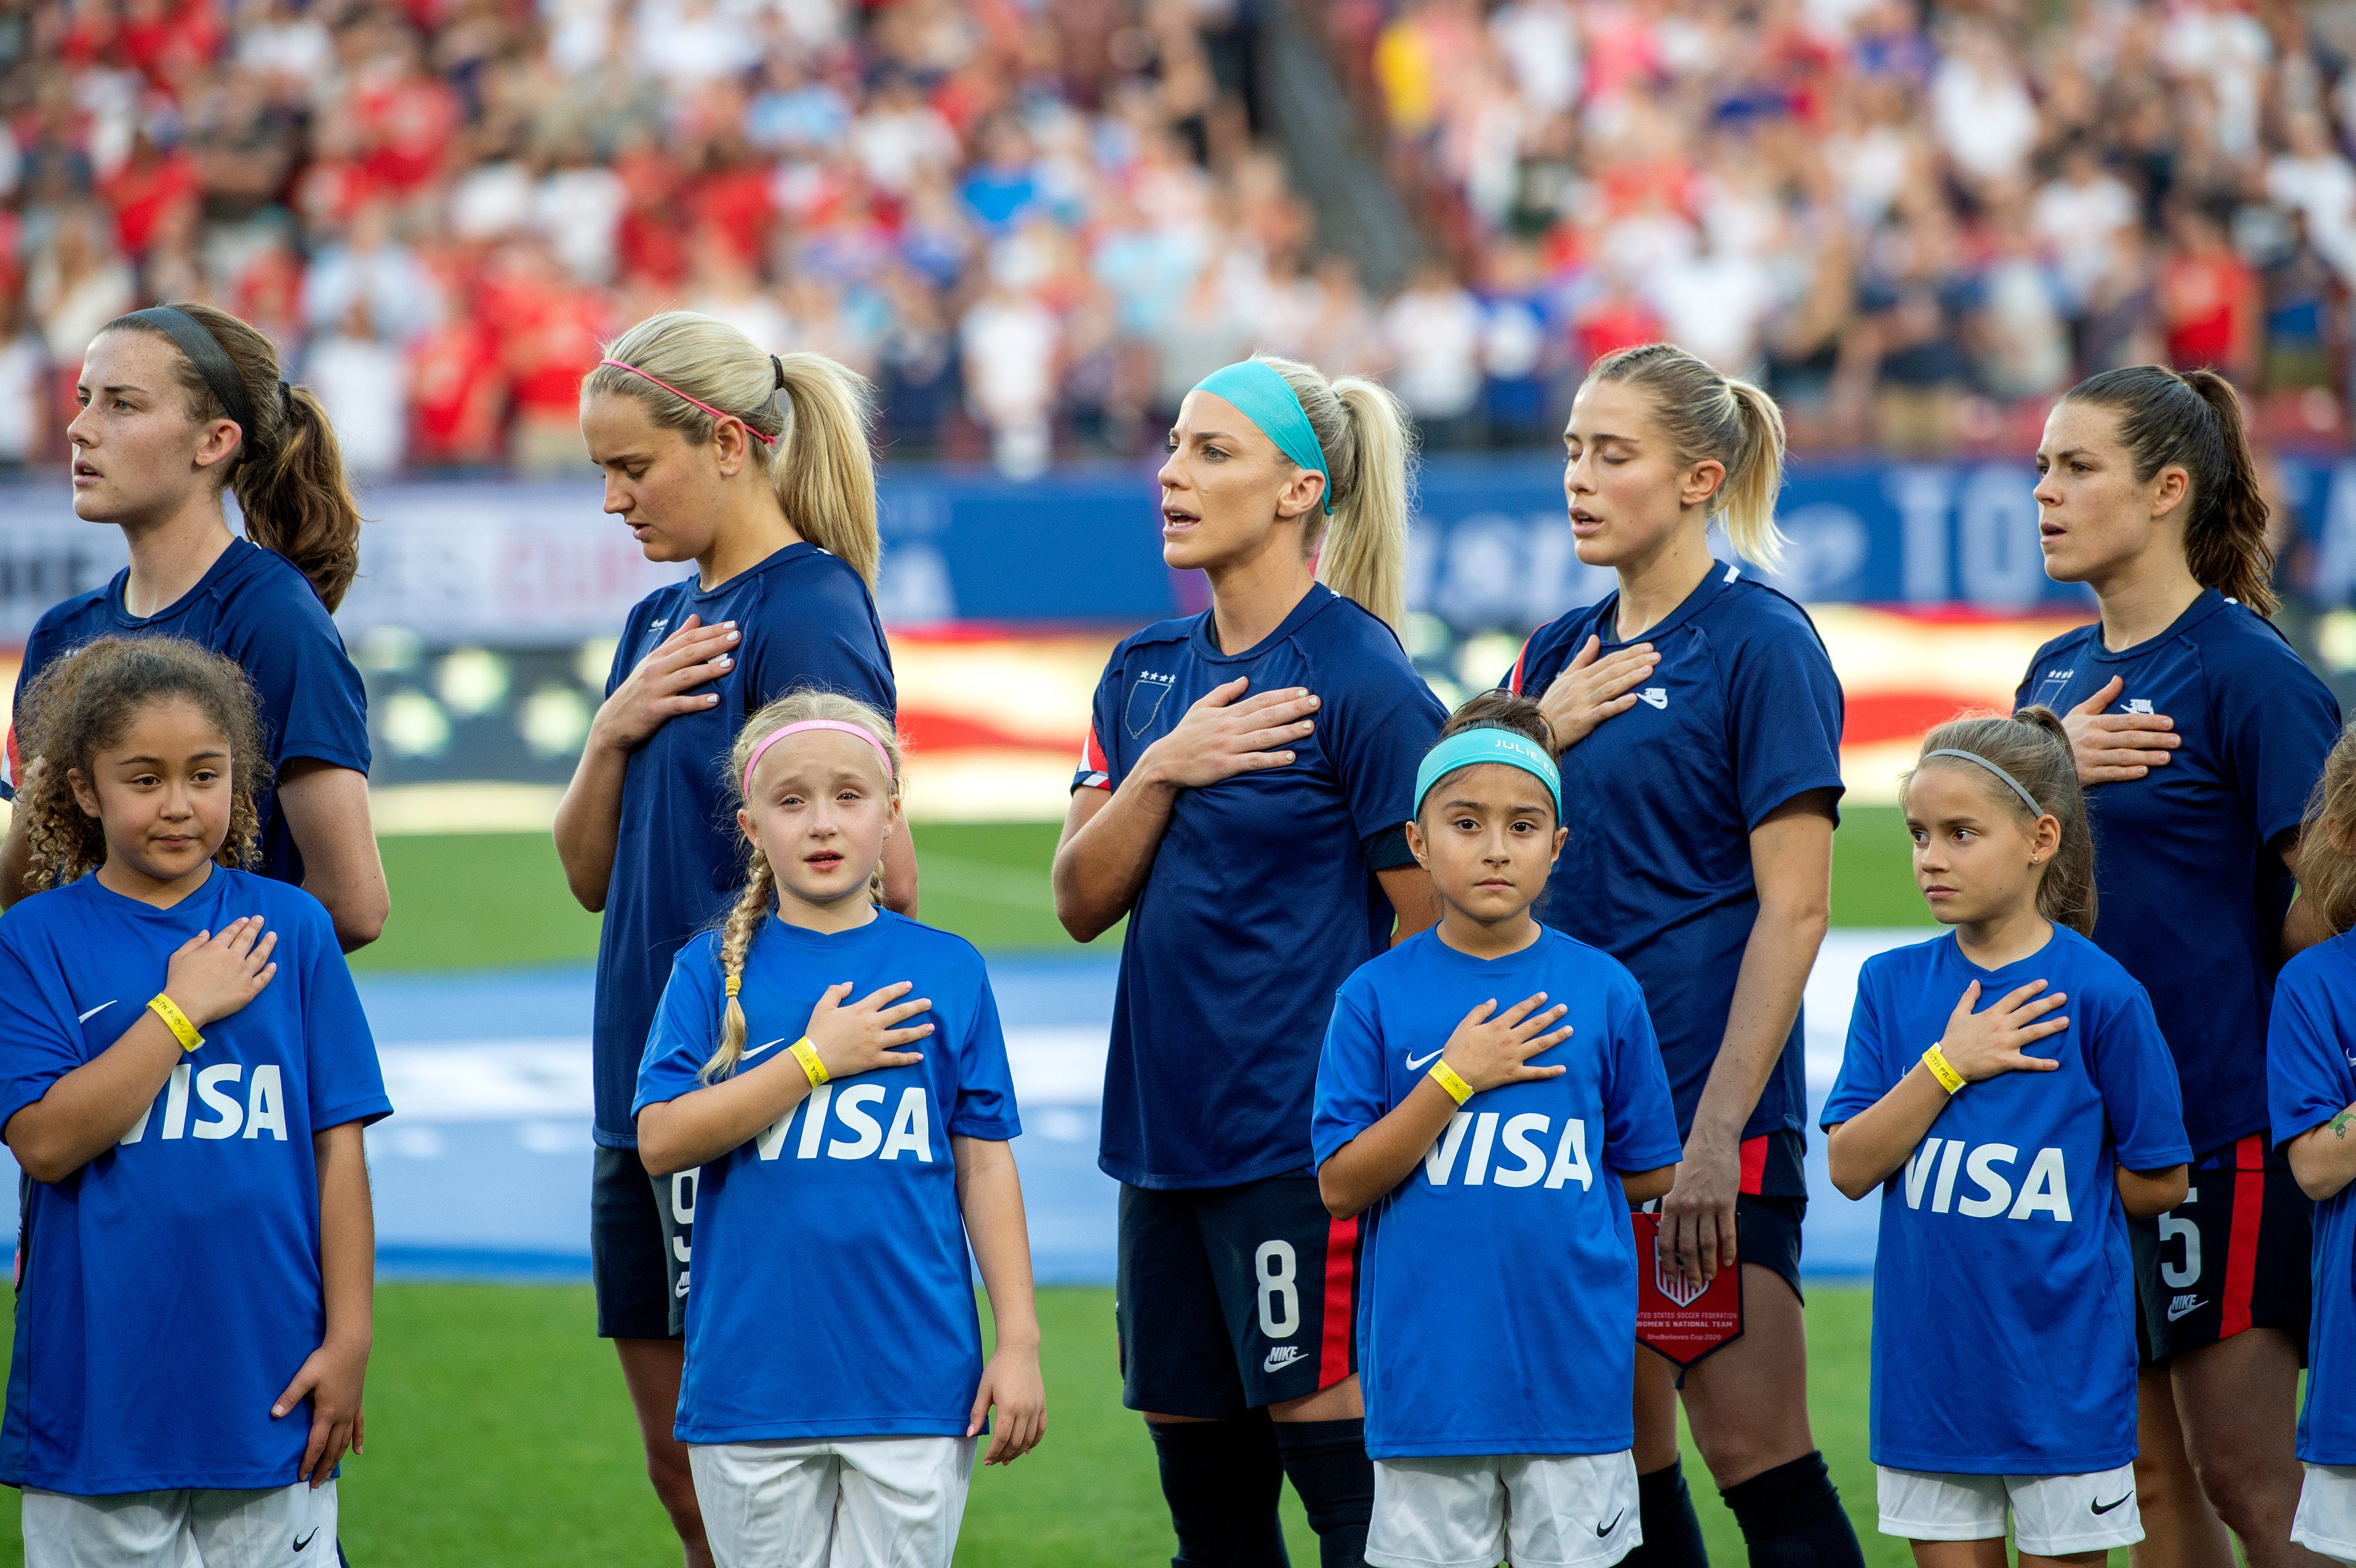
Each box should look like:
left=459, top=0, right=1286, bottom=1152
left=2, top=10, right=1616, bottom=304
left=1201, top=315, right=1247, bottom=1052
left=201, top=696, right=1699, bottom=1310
left=699, top=685, right=904, bottom=1083
left=586, top=314, right=882, bottom=591
left=1259, top=356, right=1417, bottom=634
left=1586, top=343, right=1789, bottom=571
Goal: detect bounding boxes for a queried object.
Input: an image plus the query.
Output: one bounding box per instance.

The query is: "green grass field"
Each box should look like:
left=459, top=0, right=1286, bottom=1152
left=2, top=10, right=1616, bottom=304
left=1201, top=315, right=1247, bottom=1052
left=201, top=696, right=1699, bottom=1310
left=354, top=806, right=1931, bottom=972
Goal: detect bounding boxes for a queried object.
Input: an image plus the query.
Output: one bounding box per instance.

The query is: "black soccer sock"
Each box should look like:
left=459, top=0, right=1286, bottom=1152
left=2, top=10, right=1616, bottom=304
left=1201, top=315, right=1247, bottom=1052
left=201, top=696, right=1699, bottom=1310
left=1273, top=1417, right=1374, bottom=1568
left=1720, top=1451, right=1865, bottom=1568
left=1150, top=1413, right=1290, bottom=1567
left=1623, top=1456, right=1711, bottom=1568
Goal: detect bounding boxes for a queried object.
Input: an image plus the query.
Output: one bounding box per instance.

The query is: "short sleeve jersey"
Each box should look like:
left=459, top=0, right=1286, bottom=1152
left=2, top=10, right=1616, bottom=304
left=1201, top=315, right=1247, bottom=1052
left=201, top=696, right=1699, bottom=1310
left=1821, top=928, right=2189, bottom=1476
left=632, top=910, right=1020, bottom=1442
left=593, top=544, right=895, bottom=1148
left=4, top=540, right=371, bottom=887
left=2017, top=590, right=2341, bottom=1156
left=1075, top=584, right=1448, bottom=1190
left=1312, top=927, right=1682, bottom=1459
left=0, top=866, right=393, bottom=1495
left=2264, top=933, right=2356, bottom=1466
left=1504, top=565, right=1845, bottom=1141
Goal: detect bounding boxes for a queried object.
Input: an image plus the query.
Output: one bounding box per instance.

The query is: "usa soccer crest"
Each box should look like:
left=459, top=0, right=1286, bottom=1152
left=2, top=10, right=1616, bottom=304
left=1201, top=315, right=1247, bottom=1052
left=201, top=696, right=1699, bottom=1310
left=1631, top=1211, right=1744, bottom=1367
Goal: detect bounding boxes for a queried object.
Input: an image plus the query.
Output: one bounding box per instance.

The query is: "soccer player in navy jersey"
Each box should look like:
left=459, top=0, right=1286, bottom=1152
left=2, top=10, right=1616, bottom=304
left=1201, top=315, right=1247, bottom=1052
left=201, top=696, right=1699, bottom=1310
left=1315, top=691, right=1681, bottom=1568
left=2021, top=366, right=2341, bottom=1568
left=553, top=313, right=909, bottom=1568
left=0, top=637, right=391, bottom=1566
left=1502, top=343, right=1859, bottom=1568
left=1825, top=711, right=2189, bottom=1567
left=0, top=303, right=385, bottom=950
left=1055, top=356, right=1446, bottom=1567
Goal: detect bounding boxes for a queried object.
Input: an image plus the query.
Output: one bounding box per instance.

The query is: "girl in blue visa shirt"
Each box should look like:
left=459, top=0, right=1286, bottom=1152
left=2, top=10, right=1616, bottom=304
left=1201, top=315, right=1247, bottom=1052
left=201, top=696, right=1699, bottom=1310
left=1823, top=709, right=2191, bottom=1568
left=0, top=637, right=391, bottom=1568
left=1314, top=692, right=1683, bottom=1568
left=633, top=690, right=1042, bottom=1568
left=2264, top=722, right=2356, bottom=1563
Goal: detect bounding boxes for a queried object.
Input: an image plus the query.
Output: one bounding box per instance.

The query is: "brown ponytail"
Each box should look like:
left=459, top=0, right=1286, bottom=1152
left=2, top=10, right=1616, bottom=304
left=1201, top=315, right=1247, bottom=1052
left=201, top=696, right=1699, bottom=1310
left=106, top=302, right=364, bottom=611
left=1906, top=706, right=2097, bottom=935
left=2063, top=365, right=2275, bottom=616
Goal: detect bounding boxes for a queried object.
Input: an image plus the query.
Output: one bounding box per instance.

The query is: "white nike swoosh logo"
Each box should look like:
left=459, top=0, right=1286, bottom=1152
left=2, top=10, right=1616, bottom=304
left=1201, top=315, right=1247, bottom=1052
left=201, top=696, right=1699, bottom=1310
left=77, top=1001, right=115, bottom=1023
left=742, top=1037, right=787, bottom=1060
left=1405, top=1048, right=1446, bottom=1071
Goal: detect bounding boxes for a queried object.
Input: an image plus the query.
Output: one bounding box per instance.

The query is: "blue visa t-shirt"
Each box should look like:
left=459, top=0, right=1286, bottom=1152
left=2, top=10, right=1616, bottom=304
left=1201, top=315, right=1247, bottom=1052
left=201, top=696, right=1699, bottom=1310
left=1504, top=565, right=1845, bottom=1142
left=1312, top=926, right=1682, bottom=1459
left=1821, top=927, right=2189, bottom=1475
left=1075, top=584, right=1447, bottom=1190
left=4, top=540, right=371, bottom=888
left=0, top=866, right=393, bottom=1494
left=594, top=544, right=895, bottom=1148
left=633, top=909, right=1020, bottom=1441
left=2264, top=933, right=2356, bottom=1465
left=2017, top=591, right=2340, bottom=1156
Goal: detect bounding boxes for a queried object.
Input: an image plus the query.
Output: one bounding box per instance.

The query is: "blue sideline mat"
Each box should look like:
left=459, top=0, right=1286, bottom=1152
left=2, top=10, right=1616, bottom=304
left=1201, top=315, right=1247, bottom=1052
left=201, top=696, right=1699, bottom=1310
left=0, top=937, right=1920, bottom=1285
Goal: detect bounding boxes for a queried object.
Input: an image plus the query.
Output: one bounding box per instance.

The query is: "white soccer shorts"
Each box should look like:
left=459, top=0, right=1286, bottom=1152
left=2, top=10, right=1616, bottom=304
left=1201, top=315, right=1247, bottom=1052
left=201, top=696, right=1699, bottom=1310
left=1876, top=1462, right=2142, bottom=1555
left=1366, top=1448, right=1640, bottom=1568
left=2293, top=1464, right=2356, bottom=1562
left=21, top=1479, right=336, bottom=1568
left=688, top=1435, right=975, bottom=1568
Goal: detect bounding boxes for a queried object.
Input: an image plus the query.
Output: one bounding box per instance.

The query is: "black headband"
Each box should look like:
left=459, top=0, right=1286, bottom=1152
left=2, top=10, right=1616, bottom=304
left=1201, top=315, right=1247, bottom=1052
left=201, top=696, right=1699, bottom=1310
left=122, top=305, right=254, bottom=443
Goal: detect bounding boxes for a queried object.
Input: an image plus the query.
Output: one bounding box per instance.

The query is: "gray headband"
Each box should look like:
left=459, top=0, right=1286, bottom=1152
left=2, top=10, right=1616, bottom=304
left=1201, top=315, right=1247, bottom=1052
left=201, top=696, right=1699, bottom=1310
left=1922, top=749, right=2043, bottom=817
left=122, top=305, right=253, bottom=441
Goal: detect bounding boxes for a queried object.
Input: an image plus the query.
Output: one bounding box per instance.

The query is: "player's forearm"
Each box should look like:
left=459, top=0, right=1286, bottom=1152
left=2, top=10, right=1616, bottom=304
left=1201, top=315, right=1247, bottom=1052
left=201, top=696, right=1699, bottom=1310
left=1376, top=863, right=1442, bottom=946
left=1824, top=1067, right=1952, bottom=1199
left=1052, top=784, right=1174, bottom=941
left=315, top=1122, right=375, bottom=1352
left=5, top=1013, right=188, bottom=1182
left=955, top=1138, right=1040, bottom=1351
left=882, top=829, right=919, bottom=917
left=551, top=738, right=630, bottom=912
left=1689, top=910, right=1821, bottom=1149
left=1319, top=1078, right=1461, bottom=1218
left=277, top=762, right=390, bottom=951
left=636, top=1057, right=815, bottom=1176
left=2116, top=1162, right=2189, bottom=1220
left=2290, top=1107, right=2356, bottom=1201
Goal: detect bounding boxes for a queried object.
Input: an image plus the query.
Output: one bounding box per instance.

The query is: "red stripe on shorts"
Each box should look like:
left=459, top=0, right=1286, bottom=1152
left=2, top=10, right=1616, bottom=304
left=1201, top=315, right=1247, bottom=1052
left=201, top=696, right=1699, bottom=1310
left=1318, top=1215, right=1359, bottom=1387
left=1738, top=1135, right=1768, bottom=1197
left=2219, top=1133, right=2266, bottom=1340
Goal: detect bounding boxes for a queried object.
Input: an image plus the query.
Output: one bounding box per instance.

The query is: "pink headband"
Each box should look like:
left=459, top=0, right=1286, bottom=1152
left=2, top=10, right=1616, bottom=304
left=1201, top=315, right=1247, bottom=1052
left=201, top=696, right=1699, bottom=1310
left=742, top=719, right=896, bottom=799
left=598, top=359, right=778, bottom=446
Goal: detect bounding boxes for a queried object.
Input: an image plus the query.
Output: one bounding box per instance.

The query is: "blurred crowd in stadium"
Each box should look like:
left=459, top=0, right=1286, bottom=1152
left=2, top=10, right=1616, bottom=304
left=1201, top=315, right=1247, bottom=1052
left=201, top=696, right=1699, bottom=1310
left=3, top=0, right=2356, bottom=477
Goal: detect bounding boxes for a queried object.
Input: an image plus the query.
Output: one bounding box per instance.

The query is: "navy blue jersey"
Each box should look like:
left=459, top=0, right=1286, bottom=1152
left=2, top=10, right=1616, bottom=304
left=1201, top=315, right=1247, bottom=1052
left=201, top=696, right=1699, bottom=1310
left=1504, top=565, right=1845, bottom=1141
left=5, top=540, right=370, bottom=887
left=634, top=910, right=1020, bottom=1441
left=2266, top=933, right=2356, bottom=1465
left=0, top=867, right=392, bottom=1494
left=1313, top=927, right=1682, bottom=1458
left=1075, top=584, right=1447, bottom=1190
left=593, top=543, right=895, bottom=1149
left=2017, top=591, right=2340, bottom=1156
left=1823, top=927, right=2188, bottom=1475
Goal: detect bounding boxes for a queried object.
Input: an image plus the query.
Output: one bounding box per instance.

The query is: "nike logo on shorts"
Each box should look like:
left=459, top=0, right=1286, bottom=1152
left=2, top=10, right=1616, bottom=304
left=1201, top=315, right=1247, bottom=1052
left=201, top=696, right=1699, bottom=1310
left=1597, top=1511, right=1625, bottom=1537
left=1263, top=1345, right=1304, bottom=1372
left=291, top=1528, right=319, bottom=1551
left=1404, top=1048, right=1446, bottom=1071
left=742, top=1038, right=787, bottom=1061
left=2091, top=1494, right=2131, bottom=1515
left=2167, top=1294, right=2207, bottom=1322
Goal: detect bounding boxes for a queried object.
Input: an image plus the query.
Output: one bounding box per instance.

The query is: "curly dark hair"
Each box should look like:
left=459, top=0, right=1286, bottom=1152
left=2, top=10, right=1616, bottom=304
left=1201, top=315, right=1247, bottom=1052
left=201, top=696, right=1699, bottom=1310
left=14, top=636, right=270, bottom=890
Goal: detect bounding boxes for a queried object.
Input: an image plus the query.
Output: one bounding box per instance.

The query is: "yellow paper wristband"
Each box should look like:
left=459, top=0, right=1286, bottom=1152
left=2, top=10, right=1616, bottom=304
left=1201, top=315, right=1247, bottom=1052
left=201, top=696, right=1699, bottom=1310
left=1428, top=1059, right=1474, bottom=1106
left=789, top=1039, right=828, bottom=1087
left=1922, top=1044, right=1965, bottom=1095
left=147, top=993, right=203, bottom=1053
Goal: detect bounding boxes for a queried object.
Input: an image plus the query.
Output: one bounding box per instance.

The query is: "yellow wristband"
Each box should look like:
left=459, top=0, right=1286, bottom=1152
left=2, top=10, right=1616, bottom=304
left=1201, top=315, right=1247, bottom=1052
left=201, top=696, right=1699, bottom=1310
left=789, top=1039, right=828, bottom=1087
left=1922, top=1044, right=1965, bottom=1095
left=1428, top=1059, right=1474, bottom=1106
left=147, top=993, right=203, bottom=1053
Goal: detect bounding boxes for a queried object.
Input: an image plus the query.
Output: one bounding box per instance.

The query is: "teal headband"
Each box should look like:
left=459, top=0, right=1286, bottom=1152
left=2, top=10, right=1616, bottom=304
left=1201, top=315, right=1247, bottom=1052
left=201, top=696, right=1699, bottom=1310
left=1191, top=360, right=1334, bottom=515
left=1414, top=726, right=1564, bottom=821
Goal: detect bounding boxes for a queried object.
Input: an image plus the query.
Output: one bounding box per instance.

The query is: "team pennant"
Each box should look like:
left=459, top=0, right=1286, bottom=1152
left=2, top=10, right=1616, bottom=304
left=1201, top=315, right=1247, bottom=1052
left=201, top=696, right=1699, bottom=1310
left=1631, top=1210, right=1743, bottom=1367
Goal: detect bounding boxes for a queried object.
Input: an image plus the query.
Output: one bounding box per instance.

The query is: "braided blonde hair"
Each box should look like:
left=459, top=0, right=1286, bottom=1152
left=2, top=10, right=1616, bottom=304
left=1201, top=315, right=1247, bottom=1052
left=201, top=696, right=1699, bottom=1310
left=702, top=687, right=905, bottom=1083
